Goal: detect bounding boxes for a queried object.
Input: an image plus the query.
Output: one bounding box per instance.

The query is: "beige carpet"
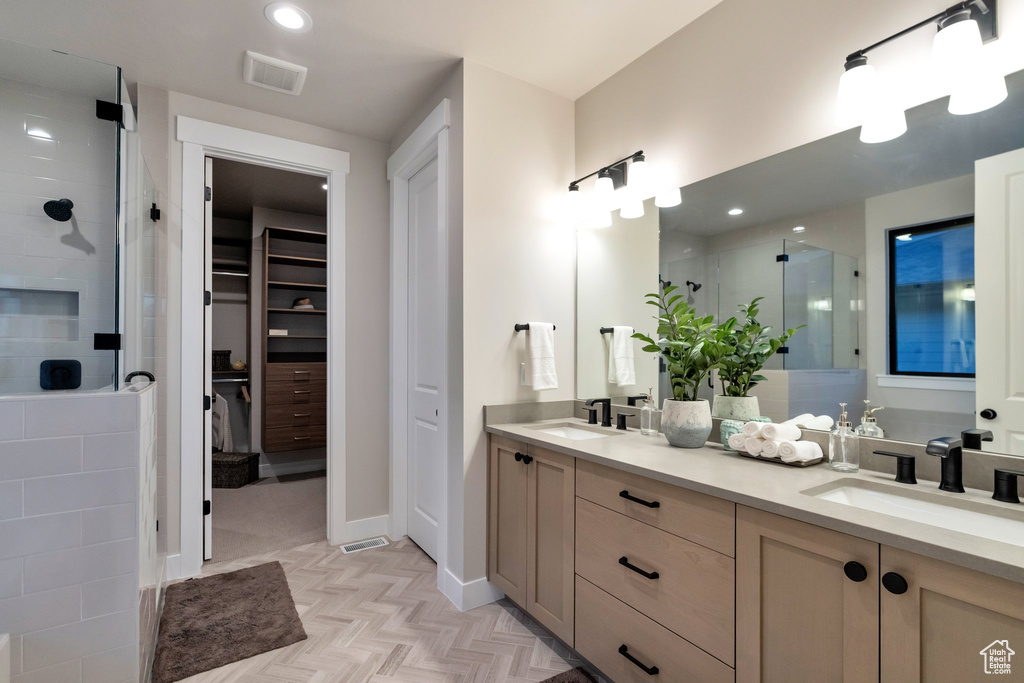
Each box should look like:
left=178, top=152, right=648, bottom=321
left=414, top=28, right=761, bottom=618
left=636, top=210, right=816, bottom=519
left=211, top=471, right=326, bottom=564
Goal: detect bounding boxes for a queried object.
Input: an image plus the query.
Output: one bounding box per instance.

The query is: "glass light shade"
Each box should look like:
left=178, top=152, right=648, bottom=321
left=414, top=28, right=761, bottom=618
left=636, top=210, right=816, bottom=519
left=627, top=158, right=652, bottom=198
left=948, top=63, right=1008, bottom=115
left=932, top=16, right=983, bottom=70
left=860, top=106, right=907, bottom=143
left=620, top=200, right=644, bottom=219
left=567, top=187, right=582, bottom=223
left=594, top=174, right=614, bottom=205
left=655, top=188, right=682, bottom=208
left=836, top=62, right=877, bottom=128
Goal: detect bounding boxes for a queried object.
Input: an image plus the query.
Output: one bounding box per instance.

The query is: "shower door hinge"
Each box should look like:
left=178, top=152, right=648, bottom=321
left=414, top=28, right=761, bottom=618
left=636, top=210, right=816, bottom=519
left=204, top=395, right=212, bottom=411
left=204, top=290, right=212, bottom=306
left=776, top=254, right=790, bottom=262
left=93, top=333, right=122, bottom=350
left=778, top=346, right=790, bottom=354
left=95, top=100, right=124, bottom=127
left=205, top=186, right=212, bottom=202
left=855, top=348, right=861, bottom=355
left=854, top=270, right=860, bottom=277
left=203, top=500, right=211, bottom=516
left=150, top=202, right=161, bottom=222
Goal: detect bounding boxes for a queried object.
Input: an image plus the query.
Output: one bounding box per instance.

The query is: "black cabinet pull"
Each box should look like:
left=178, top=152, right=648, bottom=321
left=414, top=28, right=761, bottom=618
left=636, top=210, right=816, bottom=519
left=619, top=556, right=659, bottom=580
left=619, top=490, right=660, bottom=508
left=882, top=572, right=909, bottom=595
left=843, top=561, right=868, bottom=582
left=618, top=644, right=659, bottom=676
left=522, top=454, right=533, bottom=464
left=514, top=452, right=523, bottom=462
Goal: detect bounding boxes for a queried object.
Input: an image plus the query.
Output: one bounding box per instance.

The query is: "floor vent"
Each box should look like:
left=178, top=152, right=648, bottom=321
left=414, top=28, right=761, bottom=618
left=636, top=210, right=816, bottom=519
left=341, top=537, right=389, bottom=554
left=243, top=50, right=307, bottom=96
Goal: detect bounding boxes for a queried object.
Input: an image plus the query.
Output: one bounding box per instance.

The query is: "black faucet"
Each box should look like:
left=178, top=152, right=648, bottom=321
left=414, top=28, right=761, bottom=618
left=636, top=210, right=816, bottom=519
left=962, top=428, right=994, bottom=450
left=925, top=437, right=965, bottom=493
left=580, top=405, right=599, bottom=425
left=626, top=395, right=648, bottom=406
left=586, top=398, right=613, bottom=428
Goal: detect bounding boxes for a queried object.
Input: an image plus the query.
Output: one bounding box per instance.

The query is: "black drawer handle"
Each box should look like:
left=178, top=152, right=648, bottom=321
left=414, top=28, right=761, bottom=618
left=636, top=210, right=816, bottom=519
left=293, top=436, right=311, bottom=441
left=294, top=413, right=312, bottom=418
left=619, top=490, right=660, bottom=508
left=294, top=390, right=311, bottom=395
left=619, top=644, right=659, bottom=676
left=619, top=556, right=659, bottom=580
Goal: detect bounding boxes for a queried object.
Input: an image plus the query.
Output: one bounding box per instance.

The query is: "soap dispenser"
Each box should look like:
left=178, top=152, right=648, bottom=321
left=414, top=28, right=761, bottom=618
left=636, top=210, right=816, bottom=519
left=855, top=400, right=885, bottom=438
left=828, top=403, right=860, bottom=472
left=640, top=388, right=657, bottom=436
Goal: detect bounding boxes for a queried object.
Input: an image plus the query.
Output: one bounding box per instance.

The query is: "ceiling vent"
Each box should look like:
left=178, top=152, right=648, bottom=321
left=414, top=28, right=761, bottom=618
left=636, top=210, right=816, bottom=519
left=243, top=50, right=307, bottom=96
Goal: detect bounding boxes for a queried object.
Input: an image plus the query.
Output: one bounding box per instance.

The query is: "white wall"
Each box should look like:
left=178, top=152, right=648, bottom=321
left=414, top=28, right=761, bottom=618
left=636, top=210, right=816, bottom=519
left=137, top=87, right=391, bottom=557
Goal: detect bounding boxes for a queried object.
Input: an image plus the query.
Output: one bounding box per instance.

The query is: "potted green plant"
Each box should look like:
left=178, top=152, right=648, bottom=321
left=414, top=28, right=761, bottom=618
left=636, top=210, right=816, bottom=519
left=712, top=297, right=803, bottom=421
left=633, top=286, right=726, bottom=448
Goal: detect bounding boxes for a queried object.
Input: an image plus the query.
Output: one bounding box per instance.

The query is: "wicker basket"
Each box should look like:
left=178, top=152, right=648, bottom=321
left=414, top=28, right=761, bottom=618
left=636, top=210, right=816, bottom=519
left=212, top=349, right=232, bottom=372
left=212, top=452, right=259, bottom=488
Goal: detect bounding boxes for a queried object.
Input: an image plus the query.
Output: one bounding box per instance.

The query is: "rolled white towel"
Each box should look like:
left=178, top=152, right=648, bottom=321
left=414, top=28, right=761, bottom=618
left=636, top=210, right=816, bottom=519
left=782, top=413, right=814, bottom=427
left=760, top=439, right=781, bottom=459
left=742, top=421, right=765, bottom=437
left=762, top=423, right=802, bottom=441
left=744, top=437, right=765, bottom=456
left=728, top=433, right=748, bottom=451
left=797, top=415, right=835, bottom=431
left=779, top=440, right=824, bottom=463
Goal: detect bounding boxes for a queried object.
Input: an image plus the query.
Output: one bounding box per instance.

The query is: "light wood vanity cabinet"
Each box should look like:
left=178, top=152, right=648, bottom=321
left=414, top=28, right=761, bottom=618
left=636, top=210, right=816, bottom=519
left=487, top=435, right=575, bottom=644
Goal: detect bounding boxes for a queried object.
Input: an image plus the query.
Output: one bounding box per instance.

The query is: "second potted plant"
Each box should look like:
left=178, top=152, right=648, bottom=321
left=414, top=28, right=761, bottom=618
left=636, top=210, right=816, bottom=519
left=633, top=286, right=726, bottom=448
left=713, top=297, right=803, bottom=421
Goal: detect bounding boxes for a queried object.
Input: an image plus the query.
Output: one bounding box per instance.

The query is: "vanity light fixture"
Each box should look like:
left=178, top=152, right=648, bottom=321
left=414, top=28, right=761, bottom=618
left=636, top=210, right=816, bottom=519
left=569, top=150, right=666, bottom=223
left=838, top=0, right=1002, bottom=141
left=265, top=2, right=313, bottom=33
left=620, top=200, right=645, bottom=219
left=728, top=208, right=744, bottom=216
left=654, top=187, right=682, bottom=208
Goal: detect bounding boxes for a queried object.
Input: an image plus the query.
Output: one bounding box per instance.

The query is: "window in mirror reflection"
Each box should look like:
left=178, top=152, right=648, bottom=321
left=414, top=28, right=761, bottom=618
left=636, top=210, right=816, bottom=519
left=888, top=217, right=975, bottom=377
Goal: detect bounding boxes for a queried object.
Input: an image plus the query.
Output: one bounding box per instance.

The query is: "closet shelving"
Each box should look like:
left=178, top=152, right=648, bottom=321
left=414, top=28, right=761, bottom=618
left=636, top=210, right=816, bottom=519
left=261, top=225, right=328, bottom=452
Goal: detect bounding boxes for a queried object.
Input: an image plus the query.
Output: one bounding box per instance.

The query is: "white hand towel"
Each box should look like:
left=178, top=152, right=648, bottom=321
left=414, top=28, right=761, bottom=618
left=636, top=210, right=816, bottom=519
left=800, top=415, right=835, bottom=431
left=760, top=439, right=781, bottom=459
left=744, top=436, right=764, bottom=456
left=783, top=413, right=815, bottom=427
left=779, top=440, right=823, bottom=463
left=528, top=322, right=558, bottom=390
left=742, top=421, right=766, bottom=437
left=607, top=326, right=636, bottom=386
left=728, top=433, right=748, bottom=451
left=762, top=423, right=802, bottom=441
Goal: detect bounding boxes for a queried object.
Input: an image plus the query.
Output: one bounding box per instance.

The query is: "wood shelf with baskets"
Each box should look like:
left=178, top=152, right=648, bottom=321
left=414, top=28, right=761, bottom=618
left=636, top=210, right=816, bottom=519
left=262, top=225, right=328, bottom=452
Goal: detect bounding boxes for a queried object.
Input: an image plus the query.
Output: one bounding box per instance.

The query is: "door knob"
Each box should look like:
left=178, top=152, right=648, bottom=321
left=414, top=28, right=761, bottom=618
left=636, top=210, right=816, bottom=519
left=843, top=561, right=868, bottom=582
left=980, top=408, right=998, bottom=420
left=882, top=572, right=909, bottom=595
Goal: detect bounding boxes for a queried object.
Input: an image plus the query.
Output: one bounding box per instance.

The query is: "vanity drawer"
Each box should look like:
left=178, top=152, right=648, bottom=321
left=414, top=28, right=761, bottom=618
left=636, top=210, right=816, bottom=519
left=263, top=424, right=326, bottom=452
left=575, top=576, right=734, bottom=683
left=264, top=403, right=327, bottom=429
left=264, top=380, right=327, bottom=405
left=576, top=458, right=735, bottom=556
left=575, top=497, right=735, bottom=666
left=266, top=362, right=327, bottom=383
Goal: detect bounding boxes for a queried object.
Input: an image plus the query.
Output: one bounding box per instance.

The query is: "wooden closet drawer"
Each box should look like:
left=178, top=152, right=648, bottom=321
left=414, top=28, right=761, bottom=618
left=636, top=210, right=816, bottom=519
left=265, top=403, right=327, bottom=429
left=576, top=497, right=735, bottom=666
left=265, top=380, right=327, bottom=405
left=266, top=362, right=327, bottom=383
left=264, top=425, right=327, bottom=452
left=576, top=458, right=735, bottom=556
left=575, top=576, right=734, bottom=683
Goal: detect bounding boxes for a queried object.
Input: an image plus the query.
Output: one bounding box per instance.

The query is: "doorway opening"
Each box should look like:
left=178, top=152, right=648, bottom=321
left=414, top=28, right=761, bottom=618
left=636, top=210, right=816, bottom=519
left=205, top=157, right=329, bottom=564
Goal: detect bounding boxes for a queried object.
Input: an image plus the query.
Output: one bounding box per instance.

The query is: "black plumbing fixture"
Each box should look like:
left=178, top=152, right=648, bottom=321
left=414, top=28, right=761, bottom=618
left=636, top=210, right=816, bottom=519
left=685, top=280, right=702, bottom=292
left=43, top=198, right=74, bottom=222
left=925, top=437, right=965, bottom=493
left=586, top=397, right=613, bottom=428
left=874, top=451, right=917, bottom=485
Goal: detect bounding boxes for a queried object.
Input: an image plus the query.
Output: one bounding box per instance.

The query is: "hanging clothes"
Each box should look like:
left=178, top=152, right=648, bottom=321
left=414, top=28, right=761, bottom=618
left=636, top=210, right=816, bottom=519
left=211, top=390, right=234, bottom=453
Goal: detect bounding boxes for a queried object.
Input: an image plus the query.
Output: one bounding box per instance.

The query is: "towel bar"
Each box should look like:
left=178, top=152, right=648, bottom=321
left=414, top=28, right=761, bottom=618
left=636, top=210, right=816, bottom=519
left=600, top=327, right=633, bottom=334
left=514, top=323, right=555, bottom=332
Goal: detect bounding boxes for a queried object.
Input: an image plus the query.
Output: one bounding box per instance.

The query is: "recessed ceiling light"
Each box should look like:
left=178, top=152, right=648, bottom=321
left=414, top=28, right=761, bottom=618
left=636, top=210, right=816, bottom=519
left=793, top=226, right=806, bottom=233
left=321, top=183, right=329, bottom=190
left=728, top=208, right=743, bottom=216
left=265, top=2, right=312, bottom=32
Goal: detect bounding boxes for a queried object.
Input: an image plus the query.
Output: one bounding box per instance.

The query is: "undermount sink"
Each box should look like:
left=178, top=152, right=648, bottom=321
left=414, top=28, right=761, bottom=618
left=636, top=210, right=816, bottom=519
left=528, top=423, right=618, bottom=441
left=804, top=479, right=1024, bottom=548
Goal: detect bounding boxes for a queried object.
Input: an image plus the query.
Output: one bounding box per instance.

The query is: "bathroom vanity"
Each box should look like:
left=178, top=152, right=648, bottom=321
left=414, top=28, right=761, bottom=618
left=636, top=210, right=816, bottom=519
left=486, top=419, right=1024, bottom=682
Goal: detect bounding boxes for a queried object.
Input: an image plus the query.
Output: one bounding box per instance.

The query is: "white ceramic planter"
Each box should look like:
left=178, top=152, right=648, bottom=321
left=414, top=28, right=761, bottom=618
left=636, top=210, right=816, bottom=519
left=712, top=395, right=760, bottom=422
left=661, top=399, right=712, bottom=448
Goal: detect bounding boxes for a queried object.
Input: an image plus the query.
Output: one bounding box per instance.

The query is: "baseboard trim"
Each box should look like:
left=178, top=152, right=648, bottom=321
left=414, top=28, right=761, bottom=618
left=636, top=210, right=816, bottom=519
left=164, top=553, right=183, bottom=581
left=333, top=514, right=390, bottom=547
left=258, top=458, right=326, bottom=479
left=442, top=568, right=504, bottom=612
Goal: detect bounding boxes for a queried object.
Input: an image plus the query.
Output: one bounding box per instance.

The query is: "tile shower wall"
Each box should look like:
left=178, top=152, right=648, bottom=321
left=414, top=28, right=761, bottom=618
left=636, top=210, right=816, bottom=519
left=0, top=75, right=117, bottom=393
left=0, top=387, right=159, bottom=683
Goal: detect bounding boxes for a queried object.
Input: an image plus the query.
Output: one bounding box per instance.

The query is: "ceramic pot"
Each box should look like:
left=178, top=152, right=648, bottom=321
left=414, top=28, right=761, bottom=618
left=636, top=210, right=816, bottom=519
left=712, top=395, right=760, bottom=421
left=661, top=399, right=712, bottom=448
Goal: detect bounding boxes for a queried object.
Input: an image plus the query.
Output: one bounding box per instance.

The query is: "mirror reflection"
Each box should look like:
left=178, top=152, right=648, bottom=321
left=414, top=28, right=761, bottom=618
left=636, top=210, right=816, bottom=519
left=577, top=68, right=1024, bottom=453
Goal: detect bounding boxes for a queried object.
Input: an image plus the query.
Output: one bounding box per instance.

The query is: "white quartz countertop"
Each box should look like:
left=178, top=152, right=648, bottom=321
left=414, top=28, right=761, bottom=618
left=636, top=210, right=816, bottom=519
left=486, top=418, right=1024, bottom=583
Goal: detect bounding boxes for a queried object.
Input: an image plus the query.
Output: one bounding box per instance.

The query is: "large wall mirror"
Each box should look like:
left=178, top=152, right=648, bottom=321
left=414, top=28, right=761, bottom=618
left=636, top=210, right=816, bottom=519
left=577, top=68, right=1024, bottom=455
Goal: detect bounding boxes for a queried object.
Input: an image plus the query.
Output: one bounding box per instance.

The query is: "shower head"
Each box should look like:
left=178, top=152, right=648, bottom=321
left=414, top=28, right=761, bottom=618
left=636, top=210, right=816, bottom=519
left=43, top=198, right=74, bottom=222
left=686, top=280, right=702, bottom=292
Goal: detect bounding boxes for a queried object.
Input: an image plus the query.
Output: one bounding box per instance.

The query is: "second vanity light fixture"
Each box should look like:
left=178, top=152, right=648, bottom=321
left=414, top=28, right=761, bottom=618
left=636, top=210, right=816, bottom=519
left=569, top=150, right=681, bottom=227
left=837, top=0, right=1006, bottom=144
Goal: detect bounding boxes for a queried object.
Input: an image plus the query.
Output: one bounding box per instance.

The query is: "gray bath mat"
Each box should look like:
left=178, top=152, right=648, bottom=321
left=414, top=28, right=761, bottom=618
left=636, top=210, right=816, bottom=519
left=152, top=561, right=307, bottom=682
left=542, top=667, right=597, bottom=683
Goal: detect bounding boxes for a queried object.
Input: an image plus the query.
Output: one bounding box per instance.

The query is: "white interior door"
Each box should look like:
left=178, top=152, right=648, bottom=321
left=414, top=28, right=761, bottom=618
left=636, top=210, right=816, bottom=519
left=407, top=157, right=441, bottom=560
left=203, top=157, right=214, bottom=560
left=975, top=146, right=1024, bottom=454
